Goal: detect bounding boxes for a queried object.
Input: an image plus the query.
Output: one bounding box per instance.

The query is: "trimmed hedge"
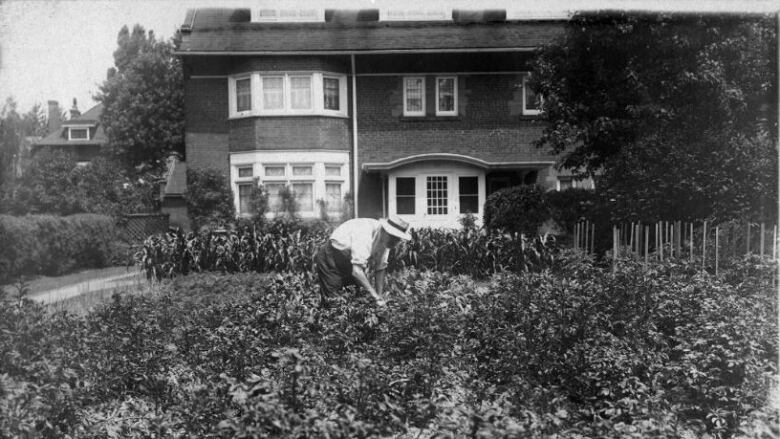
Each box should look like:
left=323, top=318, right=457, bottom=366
left=0, top=214, right=120, bottom=283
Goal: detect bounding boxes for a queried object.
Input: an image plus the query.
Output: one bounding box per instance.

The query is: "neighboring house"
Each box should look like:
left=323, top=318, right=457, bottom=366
left=177, top=7, right=587, bottom=228
left=33, top=99, right=105, bottom=165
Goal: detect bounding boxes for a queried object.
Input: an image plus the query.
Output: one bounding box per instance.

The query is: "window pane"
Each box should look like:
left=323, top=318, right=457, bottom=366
left=437, top=77, right=455, bottom=112
left=292, top=165, right=312, bottom=176
left=323, top=77, right=340, bottom=111
left=265, top=166, right=285, bottom=177
left=70, top=128, right=88, bottom=139
left=292, top=182, right=313, bottom=211
left=426, top=176, right=448, bottom=215
left=290, top=76, right=312, bottom=110
left=405, top=77, right=424, bottom=113
left=238, top=167, right=253, bottom=178
left=263, top=77, right=284, bottom=110
left=236, top=78, right=252, bottom=112
left=326, top=183, right=341, bottom=213
left=459, top=176, right=478, bottom=213
left=238, top=184, right=252, bottom=214
left=525, top=82, right=541, bottom=111
left=396, top=177, right=415, bottom=215
left=265, top=183, right=284, bottom=210
left=325, top=165, right=341, bottom=176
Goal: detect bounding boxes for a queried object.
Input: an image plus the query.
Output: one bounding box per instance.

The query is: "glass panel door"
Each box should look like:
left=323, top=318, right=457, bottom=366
left=426, top=176, right=448, bottom=215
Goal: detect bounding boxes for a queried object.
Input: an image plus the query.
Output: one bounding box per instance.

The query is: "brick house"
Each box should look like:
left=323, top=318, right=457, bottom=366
left=34, top=99, right=105, bottom=165
left=177, top=7, right=585, bottom=228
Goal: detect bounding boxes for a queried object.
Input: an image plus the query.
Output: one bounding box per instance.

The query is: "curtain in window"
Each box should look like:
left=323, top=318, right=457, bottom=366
left=290, top=76, right=312, bottom=109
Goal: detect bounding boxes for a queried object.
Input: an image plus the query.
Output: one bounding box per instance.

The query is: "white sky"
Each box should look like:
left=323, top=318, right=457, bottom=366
left=0, top=0, right=776, bottom=115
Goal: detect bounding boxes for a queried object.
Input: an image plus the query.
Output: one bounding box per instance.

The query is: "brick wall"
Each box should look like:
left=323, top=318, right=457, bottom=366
left=186, top=132, right=230, bottom=177
left=185, top=78, right=229, bottom=134
left=229, top=117, right=351, bottom=152
left=355, top=74, right=556, bottom=166
left=232, top=56, right=350, bottom=74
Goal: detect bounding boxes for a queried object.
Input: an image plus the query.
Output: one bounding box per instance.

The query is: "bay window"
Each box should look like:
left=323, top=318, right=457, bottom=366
left=229, top=72, right=347, bottom=118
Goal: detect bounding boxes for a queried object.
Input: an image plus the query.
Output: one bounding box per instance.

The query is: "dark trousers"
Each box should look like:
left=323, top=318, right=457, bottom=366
left=314, top=242, right=354, bottom=301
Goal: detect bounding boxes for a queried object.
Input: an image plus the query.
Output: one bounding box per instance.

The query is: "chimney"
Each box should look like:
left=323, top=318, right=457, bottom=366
left=47, top=100, right=62, bottom=134
left=69, top=98, right=81, bottom=119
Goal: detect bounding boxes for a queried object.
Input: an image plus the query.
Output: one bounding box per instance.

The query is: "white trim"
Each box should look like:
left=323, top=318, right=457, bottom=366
left=177, top=48, right=539, bottom=56
left=435, top=76, right=458, bottom=116
left=251, top=7, right=324, bottom=23
left=190, top=75, right=229, bottom=79
left=356, top=71, right=529, bottom=77
left=228, top=71, right=348, bottom=119
left=67, top=127, right=90, bottom=141
left=522, top=75, right=542, bottom=116
left=403, top=76, right=426, bottom=117
left=363, top=153, right=555, bottom=171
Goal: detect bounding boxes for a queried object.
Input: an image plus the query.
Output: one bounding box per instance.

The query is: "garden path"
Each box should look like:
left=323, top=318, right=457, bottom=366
left=27, top=269, right=144, bottom=304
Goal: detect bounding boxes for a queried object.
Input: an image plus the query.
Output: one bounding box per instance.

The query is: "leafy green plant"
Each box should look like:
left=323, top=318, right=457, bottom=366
left=483, top=184, right=550, bottom=234
left=185, top=167, right=236, bottom=231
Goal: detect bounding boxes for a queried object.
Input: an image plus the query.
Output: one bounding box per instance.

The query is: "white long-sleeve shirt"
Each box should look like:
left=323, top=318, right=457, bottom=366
left=329, top=218, right=390, bottom=271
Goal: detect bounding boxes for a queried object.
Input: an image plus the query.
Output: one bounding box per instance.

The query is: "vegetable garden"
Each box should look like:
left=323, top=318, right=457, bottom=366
left=1, top=227, right=777, bottom=438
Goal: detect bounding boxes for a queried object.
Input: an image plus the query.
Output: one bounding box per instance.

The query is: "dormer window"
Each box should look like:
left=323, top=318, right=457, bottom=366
left=68, top=128, right=89, bottom=140
left=252, top=8, right=323, bottom=22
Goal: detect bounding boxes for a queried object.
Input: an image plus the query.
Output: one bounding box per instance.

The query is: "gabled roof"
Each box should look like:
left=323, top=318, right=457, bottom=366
left=177, top=8, right=565, bottom=54
left=36, top=103, right=106, bottom=146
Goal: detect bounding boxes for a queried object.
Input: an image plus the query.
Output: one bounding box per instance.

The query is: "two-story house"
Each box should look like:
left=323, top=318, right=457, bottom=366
left=177, top=7, right=578, bottom=228
left=34, top=99, right=106, bottom=165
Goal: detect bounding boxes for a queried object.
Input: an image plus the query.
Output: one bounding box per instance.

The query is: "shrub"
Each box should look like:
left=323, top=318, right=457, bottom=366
left=9, top=148, right=82, bottom=215
left=544, top=187, right=604, bottom=232
left=483, top=184, right=549, bottom=234
left=0, top=214, right=120, bottom=283
left=185, top=167, right=235, bottom=231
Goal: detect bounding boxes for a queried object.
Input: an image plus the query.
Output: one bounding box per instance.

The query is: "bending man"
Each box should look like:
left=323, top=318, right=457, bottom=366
left=314, top=216, right=411, bottom=307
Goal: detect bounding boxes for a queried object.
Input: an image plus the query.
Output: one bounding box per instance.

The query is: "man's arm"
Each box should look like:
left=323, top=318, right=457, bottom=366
left=374, top=268, right=387, bottom=296
left=351, top=264, right=384, bottom=304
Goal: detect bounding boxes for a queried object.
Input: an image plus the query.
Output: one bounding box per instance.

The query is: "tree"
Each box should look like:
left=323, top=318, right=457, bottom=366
left=0, top=99, right=47, bottom=195
left=11, top=148, right=82, bottom=214
left=185, top=168, right=236, bottom=230
left=97, top=24, right=184, bottom=172
left=533, top=12, right=777, bottom=222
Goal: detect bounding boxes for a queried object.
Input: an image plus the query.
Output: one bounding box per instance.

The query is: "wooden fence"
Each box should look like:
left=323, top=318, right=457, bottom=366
left=573, top=220, right=778, bottom=275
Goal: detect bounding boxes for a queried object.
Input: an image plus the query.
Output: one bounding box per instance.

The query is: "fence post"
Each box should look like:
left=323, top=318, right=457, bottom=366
left=760, top=223, right=765, bottom=257
left=715, top=226, right=719, bottom=276
left=675, top=221, right=682, bottom=258
left=590, top=222, right=595, bottom=255
left=773, top=224, right=778, bottom=261
left=644, top=225, right=649, bottom=263
left=702, top=220, right=708, bottom=271
left=660, top=222, right=664, bottom=262
left=612, top=225, right=618, bottom=272
left=690, top=222, right=694, bottom=262
left=746, top=222, right=751, bottom=255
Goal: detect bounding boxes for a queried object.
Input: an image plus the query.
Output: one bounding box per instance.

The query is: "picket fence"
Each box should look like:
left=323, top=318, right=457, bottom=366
left=573, top=220, right=779, bottom=275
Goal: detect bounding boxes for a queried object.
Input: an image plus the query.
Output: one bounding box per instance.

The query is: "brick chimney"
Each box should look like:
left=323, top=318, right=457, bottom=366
left=69, top=98, right=81, bottom=119
left=47, top=100, right=62, bottom=134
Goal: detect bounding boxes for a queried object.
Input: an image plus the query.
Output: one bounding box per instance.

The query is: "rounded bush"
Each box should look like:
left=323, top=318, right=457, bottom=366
left=483, top=185, right=549, bottom=234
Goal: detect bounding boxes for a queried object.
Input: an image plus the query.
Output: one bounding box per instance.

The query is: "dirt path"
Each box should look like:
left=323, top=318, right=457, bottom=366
left=28, top=271, right=145, bottom=304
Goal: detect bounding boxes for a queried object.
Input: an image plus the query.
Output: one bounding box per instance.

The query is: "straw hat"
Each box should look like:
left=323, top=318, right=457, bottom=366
left=379, top=215, right=412, bottom=241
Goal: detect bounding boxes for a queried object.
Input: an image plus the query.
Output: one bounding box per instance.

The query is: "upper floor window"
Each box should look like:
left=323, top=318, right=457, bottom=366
left=436, top=76, right=457, bottom=116
left=235, top=78, right=252, bottom=112
left=522, top=76, right=543, bottom=116
left=230, top=72, right=347, bottom=118
left=68, top=127, right=89, bottom=140
left=403, top=76, right=425, bottom=117
left=252, top=8, right=323, bottom=22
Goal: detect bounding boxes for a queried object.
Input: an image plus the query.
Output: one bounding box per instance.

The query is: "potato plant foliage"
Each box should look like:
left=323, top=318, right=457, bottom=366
left=1, top=254, right=776, bottom=438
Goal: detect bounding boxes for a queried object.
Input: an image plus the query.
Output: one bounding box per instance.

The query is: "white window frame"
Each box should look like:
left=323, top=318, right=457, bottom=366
left=403, top=76, right=426, bottom=117
left=252, top=8, right=324, bottom=22
left=68, top=127, right=90, bottom=141
left=228, top=75, right=255, bottom=118
left=522, top=75, right=542, bottom=116
left=229, top=72, right=348, bottom=119
left=435, top=76, right=458, bottom=116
